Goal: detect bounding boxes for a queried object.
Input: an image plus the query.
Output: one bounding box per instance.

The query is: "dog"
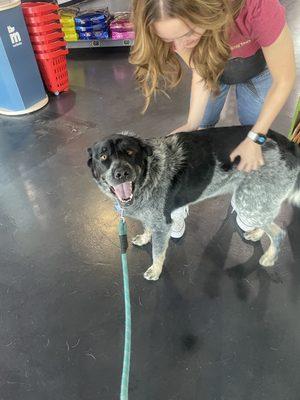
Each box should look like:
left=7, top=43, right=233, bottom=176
left=87, top=126, right=300, bottom=281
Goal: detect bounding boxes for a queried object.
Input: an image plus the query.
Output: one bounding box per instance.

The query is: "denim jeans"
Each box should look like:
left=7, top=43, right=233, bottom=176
left=200, top=68, right=272, bottom=128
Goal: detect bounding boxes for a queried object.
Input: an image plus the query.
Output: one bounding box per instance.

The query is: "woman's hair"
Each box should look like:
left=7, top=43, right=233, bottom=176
left=129, top=0, right=245, bottom=111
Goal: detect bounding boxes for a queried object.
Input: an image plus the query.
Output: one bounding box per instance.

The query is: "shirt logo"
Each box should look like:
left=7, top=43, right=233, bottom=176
left=230, top=39, right=251, bottom=50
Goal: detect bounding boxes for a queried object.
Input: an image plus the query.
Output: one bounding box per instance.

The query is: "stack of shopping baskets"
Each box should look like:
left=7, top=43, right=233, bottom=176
left=22, top=2, right=69, bottom=95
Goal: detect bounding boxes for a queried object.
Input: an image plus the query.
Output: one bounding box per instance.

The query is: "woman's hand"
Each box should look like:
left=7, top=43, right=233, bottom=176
left=230, top=137, right=265, bottom=172
left=168, top=123, right=196, bottom=136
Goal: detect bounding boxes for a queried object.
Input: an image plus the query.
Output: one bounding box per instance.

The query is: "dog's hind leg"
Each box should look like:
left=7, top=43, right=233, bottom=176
left=144, top=225, right=171, bottom=281
left=132, top=226, right=152, bottom=246
left=259, top=223, right=286, bottom=267
left=244, top=228, right=265, bottom=242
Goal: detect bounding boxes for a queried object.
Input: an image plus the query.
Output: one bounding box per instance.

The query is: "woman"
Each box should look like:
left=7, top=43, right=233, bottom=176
left=130, top=0, right=296, bottom=237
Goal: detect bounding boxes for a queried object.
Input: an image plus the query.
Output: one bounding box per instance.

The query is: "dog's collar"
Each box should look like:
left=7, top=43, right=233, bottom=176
left=115, top=201, right=126, bottom=218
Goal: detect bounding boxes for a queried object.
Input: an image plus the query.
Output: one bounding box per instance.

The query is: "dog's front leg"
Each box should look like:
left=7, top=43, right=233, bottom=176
left=132, top=226, right=152, bottom=246
left=143, top=225, right=171, bottom=281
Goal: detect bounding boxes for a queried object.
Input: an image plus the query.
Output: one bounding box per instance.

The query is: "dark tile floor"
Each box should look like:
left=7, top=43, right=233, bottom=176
left=0, top=2, right=299, bottom=399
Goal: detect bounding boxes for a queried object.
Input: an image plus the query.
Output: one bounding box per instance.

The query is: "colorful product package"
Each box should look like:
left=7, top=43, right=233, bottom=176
left=75, top=23, right=107, bottom=32
left=64, top=32, right=79, bottom=41
left=111, top=31, right=134, bottom=40
left=78, top=30, right=109, bottom=40
left=110, top=12, right=134, bottom=40
left=59, top=8, right=77, bottom=40
left=75, top=11, right=109, bottom=26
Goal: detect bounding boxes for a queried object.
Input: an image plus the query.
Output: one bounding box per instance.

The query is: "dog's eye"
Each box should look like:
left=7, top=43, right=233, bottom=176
left=100, top=154, right=108, bottom=161
left=127, top=149, right=134, bottom=156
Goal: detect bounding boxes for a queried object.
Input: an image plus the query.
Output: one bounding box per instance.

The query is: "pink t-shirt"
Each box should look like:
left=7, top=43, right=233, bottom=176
left=230, top=0, right=286, bottom=58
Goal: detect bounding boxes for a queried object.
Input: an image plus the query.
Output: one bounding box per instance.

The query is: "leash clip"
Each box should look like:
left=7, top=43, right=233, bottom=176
left=120, top=208, right=125, bottom=222
left=115, top=201, right=126, bottom=222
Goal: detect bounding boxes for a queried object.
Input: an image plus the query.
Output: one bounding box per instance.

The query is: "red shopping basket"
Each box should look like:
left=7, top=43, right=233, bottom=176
left=27, top=22, right=62, bottom=35
left=30, top=31, right=65, bottom=44
left=36, top=49, right=69, bottom=94
left=33, top=40, right=67, bottom=53
left=24, top=13, right=60, bottom=26
left=22, top=2, right=59, bottom=16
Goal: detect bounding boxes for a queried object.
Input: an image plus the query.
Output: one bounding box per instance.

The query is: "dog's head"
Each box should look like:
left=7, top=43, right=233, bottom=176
left=87, top=133, right=152, bottom=205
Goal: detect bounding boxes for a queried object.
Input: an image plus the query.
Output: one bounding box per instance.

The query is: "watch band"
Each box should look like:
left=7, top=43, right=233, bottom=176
left=247, top=130, right=267, bottom=145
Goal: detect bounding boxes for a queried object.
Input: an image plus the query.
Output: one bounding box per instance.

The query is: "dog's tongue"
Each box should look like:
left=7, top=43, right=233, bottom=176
left=113, top=182, right=132, bottom=202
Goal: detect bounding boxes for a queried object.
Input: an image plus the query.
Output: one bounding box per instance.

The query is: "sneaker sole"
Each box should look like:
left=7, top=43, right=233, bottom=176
left=170, top=221, right=186, bottom=239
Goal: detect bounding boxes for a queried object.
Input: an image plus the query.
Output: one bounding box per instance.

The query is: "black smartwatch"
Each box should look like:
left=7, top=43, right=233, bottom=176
left=247, top=130, right=267, bottom=145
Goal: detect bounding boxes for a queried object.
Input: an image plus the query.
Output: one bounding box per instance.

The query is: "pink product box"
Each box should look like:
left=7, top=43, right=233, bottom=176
left=110, top=27, right=132, bottom=33
left=110, top=21, right=133, bottom=30
left=111, top=31, right=135, bottom=40
left=110, top=22, right=134, bottom=33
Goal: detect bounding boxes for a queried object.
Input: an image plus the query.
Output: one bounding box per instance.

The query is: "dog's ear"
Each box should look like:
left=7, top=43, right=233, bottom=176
left=87, top=147, right=92, bottom=157
left=140, top=141, right=153, bottom=157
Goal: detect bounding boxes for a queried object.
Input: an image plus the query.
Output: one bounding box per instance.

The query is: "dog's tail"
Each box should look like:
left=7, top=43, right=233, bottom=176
left=283, top=137, right=300, bottom=206
left=292, top=141, right=300, bottom=162
left=269, top=130, right=300, bottom=161
left=266, top=132, right=300, bottom=206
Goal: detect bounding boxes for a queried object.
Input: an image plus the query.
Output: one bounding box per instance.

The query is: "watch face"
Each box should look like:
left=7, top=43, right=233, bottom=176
left=258, top=135, right=266, bottom=144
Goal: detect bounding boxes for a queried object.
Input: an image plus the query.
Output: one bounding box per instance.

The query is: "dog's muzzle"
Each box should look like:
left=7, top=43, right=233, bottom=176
left=110, top=181, right=134, bottom=204
left=107, top=164, right=135, bottom=204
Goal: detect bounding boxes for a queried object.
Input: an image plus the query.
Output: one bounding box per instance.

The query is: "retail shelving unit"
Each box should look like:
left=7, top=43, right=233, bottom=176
left=66, top=38, right=133, bottom=48
left=58, top=0, right=133, bottom=48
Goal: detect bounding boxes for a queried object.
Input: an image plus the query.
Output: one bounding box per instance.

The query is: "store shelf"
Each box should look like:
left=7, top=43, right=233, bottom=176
left=67, top=39, right=134, bottom=49
left=57, top=0, right=84, bottom=5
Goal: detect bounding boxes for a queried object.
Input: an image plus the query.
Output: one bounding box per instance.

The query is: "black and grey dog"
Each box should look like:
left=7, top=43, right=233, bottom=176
left=87, top=126, right=300, bottom=281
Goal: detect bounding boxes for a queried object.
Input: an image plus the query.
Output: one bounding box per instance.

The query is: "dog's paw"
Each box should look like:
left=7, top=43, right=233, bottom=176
left=259, top=252, right=277, bottom=267
left=132, top=233, right=151, bottom=246
left=144, top=265, right=161, bottom=281
left=244, top=228, right=264, bottom=242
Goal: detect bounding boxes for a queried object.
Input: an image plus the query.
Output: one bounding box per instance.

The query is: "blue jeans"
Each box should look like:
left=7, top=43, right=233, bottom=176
left=200, top=68, right=272, bottom=127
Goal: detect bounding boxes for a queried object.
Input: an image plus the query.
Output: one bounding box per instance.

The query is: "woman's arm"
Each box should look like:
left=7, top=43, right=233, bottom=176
left=187, top=70, right=211, bottom=129
left=169, top=51, right=211, bottom=134
left=252, top=24, right=296, bottom=134
left=230, top=24, right=296, bottom=172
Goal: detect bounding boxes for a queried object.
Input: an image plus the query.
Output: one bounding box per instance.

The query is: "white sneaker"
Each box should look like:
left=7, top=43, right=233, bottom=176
left=170, top=206, right=189, bottom=238
left=231, top=195, right=236, bottom=213
left=236, top=215, right=255, bottom=232
left=231, top=195, right=255, bottom=232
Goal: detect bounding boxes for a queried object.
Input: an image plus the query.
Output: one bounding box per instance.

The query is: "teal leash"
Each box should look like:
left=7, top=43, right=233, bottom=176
left=117, top=204, right=131, bottom=400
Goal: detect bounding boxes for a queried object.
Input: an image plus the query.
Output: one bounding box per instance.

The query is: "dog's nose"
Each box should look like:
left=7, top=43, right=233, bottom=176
left=113, top=167, right=130, bottom=181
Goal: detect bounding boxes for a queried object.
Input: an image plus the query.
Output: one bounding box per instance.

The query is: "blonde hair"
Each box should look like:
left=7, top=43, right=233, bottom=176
left=129, top=0, right=245, bottom=111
